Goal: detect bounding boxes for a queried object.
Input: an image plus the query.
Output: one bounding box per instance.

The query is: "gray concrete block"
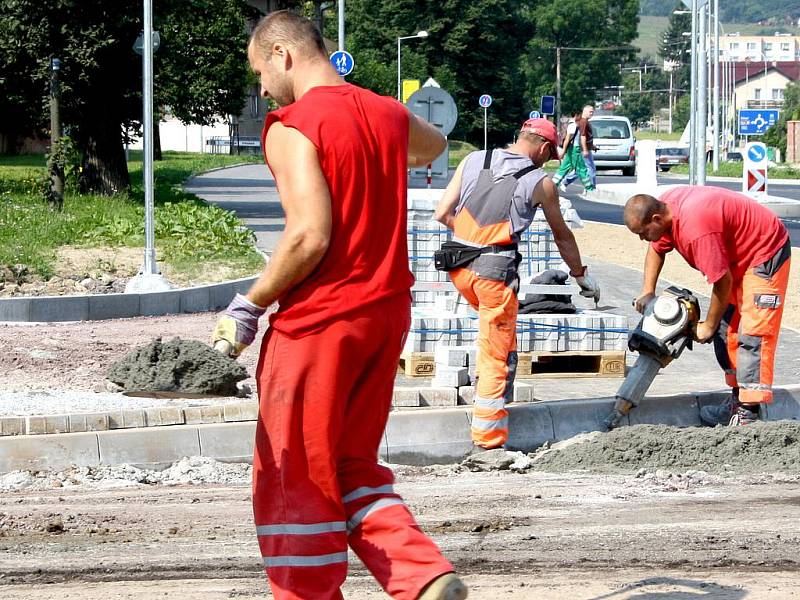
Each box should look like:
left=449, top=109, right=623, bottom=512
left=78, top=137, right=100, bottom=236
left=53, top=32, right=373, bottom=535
left=30, top=296, right=89, bottom=322
left=209, top=283, right=237, bottom=311
left=513, top=382, right=535, bottom=403
left=0, top=432, right=99, bottom=473
left=420, top=387, right=458, bottom=407
left=69, top=413, right=110, bottom=433
left=108, top=410, right=147, bottom=429
left=506, top=403, right=555, bottom=452
left=0, top=417, right=25, bottom=436
left=629, top=394, right=702, bottom=427
left=0, top=298, right=31, bottom=321
left=223, top=402, right=259, bottom=422
left=547, top=397, right=620, bottom=441
left=385, top=408, right=472, bottom=464
left=184, top=405, right=225, bottom=424
left=139, top=290, right=181, bottom=317
left=763, top=388, right=800, bottom=421
left=88, top=293, right=140, bottom=320
left=392, top=388, right=421, bottom=407
left=434, top=346, right=469, bottom=367
left=180, top=286, right=211, bottom=314
left=379, top=431, right=389, bottom=463
left=431, top=367, right=469, bottom=388
left=26, top=414, right=69, bottom=435
left=97, top=425, right=201, bottom=468
left=457, top=386, right=475, bottom=405
left=231, top=277, right=257, bottom=295
left=145, top=407, right=185, bottom=427
left=198, top=422, right=255, bottom=462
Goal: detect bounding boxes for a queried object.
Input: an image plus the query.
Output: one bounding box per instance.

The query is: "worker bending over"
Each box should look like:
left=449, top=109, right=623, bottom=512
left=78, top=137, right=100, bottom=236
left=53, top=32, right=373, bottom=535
left=624, top=186, right=791, bottom=426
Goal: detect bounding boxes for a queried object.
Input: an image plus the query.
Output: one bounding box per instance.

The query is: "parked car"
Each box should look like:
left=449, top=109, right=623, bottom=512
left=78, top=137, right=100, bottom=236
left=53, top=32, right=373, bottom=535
left=726, top=151, right=743, bottom=162
left=655, top=146, right=689, bottom=172
left=589, top=116, right=636, bottom=176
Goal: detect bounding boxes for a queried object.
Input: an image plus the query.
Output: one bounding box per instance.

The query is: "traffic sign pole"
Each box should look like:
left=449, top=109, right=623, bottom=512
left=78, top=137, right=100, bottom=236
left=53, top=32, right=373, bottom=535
left=478, top=94, right=493, bottom=150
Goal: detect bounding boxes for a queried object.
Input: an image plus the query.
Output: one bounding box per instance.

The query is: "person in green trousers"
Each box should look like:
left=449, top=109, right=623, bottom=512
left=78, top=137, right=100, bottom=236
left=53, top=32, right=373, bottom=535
left=552, top=110, right=594, bottom=192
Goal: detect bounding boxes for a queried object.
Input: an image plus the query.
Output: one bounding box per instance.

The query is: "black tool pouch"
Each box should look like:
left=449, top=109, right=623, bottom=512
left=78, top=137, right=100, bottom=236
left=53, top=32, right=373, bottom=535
left=434, top=241, right=484, bottom=272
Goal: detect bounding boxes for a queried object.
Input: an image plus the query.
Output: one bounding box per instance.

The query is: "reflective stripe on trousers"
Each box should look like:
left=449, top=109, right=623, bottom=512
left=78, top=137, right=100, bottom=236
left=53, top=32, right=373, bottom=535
left=712, top=247, right=790, bottom=404
left=450, top=267, right=517, bottom=448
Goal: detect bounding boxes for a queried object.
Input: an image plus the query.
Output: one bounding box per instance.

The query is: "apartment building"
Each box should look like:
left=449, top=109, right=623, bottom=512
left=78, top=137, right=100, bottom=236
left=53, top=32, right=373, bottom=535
left=721, top=33, right=799, bottom=62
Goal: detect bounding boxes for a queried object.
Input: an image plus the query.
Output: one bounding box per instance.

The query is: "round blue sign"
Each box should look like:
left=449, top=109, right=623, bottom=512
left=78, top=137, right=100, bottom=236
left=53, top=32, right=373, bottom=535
left=528, top=110, right=541, bottom=119
left=478, top=94, right=493, bottom=108
left=748, top=144, right=766, bottom=162
left=330, top=50, right=354, bottom=76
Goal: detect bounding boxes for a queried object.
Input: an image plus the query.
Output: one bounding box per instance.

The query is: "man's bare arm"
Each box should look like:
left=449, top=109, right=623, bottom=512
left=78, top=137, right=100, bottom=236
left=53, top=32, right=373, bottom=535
left=245, top=122, right=332, bottom=308
left=408, top=111, right=446, bottom=167
left=434, top=158, right=466, bottom=229
left=534, top=178, right=583, bottom=275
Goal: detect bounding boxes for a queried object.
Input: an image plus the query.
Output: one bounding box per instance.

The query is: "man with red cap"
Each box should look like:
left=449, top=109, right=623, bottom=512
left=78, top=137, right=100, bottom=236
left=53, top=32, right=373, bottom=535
left=435, top=118, right=600, bottom=450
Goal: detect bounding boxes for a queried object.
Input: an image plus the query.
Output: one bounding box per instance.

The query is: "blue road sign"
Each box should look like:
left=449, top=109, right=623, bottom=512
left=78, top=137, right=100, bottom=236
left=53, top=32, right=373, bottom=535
left=479, top=94, right=493, bottom=108
left=528, top=110, right=541, bottom=119
left=748, top=144, right=767, bottom=162
left=540, top=95, right=555, bottom=115
left=330, top=50, right=354, bottom=76
left=738, top=109, right=779, bottom=135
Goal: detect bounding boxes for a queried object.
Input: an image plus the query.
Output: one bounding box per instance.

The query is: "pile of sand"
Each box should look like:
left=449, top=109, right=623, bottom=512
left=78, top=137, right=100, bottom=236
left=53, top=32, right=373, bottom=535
left=533, top=422, right=800, bottom=474
left=107, top=337, right=248, bottom=397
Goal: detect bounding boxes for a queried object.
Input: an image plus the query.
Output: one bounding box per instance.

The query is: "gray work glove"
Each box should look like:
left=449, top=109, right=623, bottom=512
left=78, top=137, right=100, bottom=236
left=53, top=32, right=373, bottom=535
left=572, top=266, right=601, bottom=304
left=212, top=293, right=267, bottom=358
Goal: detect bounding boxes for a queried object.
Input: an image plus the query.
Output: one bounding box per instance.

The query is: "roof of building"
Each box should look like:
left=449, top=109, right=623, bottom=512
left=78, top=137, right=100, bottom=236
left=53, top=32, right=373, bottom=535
left=731, top=61, right=800, bottom=85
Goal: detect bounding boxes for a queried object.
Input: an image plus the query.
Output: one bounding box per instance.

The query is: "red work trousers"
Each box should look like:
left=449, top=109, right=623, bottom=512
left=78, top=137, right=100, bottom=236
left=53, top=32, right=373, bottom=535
left=252, top=295, right=453, bottom=600
left=714, top=243, right=791, bottom=404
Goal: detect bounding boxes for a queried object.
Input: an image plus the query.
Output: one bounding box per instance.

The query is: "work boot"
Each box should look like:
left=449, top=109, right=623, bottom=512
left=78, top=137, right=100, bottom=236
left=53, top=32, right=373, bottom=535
left=418, top=573, right=468, bottom=600
left=699, top=394, right=740, bottom=427
left=728, top=404, right=760, bottom=426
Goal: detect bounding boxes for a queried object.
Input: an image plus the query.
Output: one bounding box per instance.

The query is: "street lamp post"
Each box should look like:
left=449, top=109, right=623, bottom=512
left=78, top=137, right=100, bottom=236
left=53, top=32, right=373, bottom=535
left=397, top=30, right=429, bottom=102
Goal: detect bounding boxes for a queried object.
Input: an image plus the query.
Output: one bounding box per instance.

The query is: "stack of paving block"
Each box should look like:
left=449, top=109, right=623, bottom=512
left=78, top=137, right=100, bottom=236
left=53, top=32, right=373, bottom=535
left=404, top=307, right=628, bottom=355
left=430, top=344, right=477, bottom=388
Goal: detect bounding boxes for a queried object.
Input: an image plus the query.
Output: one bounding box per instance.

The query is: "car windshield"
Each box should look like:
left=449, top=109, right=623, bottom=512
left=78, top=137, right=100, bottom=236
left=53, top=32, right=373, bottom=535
left=658, top=147, right=689, bottom=156
left=591, top=120, right=631, bottom=139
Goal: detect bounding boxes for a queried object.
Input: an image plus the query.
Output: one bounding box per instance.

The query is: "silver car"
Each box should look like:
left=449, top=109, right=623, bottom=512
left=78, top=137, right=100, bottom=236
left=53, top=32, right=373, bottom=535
left=589, top=116, right=636, bottom=176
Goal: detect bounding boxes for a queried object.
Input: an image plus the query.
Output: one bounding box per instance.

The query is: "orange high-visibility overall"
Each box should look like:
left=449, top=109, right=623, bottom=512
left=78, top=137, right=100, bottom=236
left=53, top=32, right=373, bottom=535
left=451, top=149, right=546, bottom=448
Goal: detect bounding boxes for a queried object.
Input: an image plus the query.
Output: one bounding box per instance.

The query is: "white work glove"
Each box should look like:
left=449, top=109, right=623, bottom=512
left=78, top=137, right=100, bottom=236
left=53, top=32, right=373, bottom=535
left=633, top=292, right=656, bottom=314
left=572, top=266, right=600, bottom=304
left=212, top=293, right=267, bottom=358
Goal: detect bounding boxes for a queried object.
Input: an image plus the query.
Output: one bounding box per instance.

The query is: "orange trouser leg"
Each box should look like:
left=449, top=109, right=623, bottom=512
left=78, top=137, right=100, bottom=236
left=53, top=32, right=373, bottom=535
left=736, top=257, right=791, bottom=404
left=451, top=267, right=517, bottom=448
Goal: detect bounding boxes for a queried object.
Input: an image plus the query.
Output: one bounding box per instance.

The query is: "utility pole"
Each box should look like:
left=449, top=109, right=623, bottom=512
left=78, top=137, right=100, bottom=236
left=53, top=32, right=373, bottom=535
left=697, top=2, right=707, bottom=185
left=338, top=0, right=344, bottom=51
left=47, top=57, right=64, bottom=210
left=712, top=0, right=720, bottom=170
left=556, top=46, right=561, bottom=131
left=689, top=0, right=698, bottom=184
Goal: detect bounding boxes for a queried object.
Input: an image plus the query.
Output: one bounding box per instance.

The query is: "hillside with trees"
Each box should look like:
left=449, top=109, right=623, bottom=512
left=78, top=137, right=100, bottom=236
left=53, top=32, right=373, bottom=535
left=640, top=0, right=800, bottom=23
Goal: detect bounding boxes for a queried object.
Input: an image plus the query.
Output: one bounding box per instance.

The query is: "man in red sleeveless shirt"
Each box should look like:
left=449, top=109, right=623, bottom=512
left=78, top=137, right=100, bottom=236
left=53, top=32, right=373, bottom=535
left=212, top=11, right=465, bottom=600
left=625, top=186, right=791, bottom=426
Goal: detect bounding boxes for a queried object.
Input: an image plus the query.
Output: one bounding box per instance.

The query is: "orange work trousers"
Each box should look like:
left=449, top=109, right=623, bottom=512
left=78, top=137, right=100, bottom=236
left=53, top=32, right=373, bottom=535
left=713, top=244, right=791, bottom=404
left=252, top=295, right=453, bottom=600
left=450, top=267, right=518, bottom=448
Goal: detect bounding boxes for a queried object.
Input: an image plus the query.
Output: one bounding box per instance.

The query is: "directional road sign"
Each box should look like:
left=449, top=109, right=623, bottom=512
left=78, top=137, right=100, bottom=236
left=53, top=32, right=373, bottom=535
left=478, top=94, right=493, bottom=108
left=743, top=141, right=768, bottom=197
left=330, top=50, right=354, bottom=76
left=738, top=109, right=779, bottom=135
left=528, top=110, right=541, bottom=119
left=540, top=95, right=555, bottom=115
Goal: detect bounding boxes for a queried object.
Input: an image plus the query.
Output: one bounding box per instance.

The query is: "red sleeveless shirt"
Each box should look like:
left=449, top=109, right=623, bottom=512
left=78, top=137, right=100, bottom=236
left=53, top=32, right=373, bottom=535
left=261, top=84, right=413, bottom=337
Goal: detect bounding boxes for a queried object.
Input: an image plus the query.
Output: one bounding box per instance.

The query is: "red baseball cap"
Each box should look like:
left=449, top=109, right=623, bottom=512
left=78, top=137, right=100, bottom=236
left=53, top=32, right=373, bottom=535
left=520, top=118, right=558, bottom=155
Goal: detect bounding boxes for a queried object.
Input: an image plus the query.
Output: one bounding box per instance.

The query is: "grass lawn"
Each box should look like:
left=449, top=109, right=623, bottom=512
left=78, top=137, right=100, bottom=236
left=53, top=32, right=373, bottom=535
left=0, top=151, right=264, bottom=283
left=448, top=140, right=479, bottom=168
left=667, top=162, right=800, bottom=179
left=635, top=130, right=682, bottom=142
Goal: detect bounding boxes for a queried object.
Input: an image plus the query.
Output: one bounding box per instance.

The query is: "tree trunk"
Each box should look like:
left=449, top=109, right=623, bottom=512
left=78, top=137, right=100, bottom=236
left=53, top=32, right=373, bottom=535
left=154, top=108, right=163, bottom=161
left=79, top=120, right=130, bottom=195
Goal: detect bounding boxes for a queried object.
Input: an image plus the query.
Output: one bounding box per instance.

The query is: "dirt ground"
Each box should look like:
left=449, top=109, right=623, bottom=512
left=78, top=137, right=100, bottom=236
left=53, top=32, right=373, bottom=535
left=573, top=222, right=800, bottom=330
left=2, top=467, right=800, bottom=599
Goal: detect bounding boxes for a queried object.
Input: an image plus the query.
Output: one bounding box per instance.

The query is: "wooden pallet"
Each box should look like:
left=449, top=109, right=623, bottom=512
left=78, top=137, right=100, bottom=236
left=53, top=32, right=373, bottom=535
left=516, top=350, right=626, bottom=379
left=398, top=352, right=435, bottom=377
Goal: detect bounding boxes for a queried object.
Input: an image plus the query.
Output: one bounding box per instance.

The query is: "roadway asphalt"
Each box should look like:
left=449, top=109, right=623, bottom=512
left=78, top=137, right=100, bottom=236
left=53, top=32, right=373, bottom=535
left=564, top=170, right=800, bottom=246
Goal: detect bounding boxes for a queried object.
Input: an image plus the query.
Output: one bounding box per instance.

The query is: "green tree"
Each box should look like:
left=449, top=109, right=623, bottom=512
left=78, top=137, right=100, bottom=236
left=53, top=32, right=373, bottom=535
left=0, top=0, right=253, bottom=195
left=522, top=0, right=639, bottom=122
left=658, top=4, right=690, bottom=93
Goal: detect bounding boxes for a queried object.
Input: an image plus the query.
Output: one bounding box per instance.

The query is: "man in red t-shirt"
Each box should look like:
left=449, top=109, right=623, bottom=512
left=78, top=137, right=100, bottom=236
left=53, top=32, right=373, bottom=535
left=211, top=11, right=465, bottom=600
left=624, top=186, right=791, bottom=426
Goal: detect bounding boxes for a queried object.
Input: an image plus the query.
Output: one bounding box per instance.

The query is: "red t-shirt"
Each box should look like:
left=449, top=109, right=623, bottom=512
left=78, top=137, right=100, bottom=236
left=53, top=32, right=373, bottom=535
left=651, top=185, right=788, bottom=283
left=261, top=84, right=413, bottom=336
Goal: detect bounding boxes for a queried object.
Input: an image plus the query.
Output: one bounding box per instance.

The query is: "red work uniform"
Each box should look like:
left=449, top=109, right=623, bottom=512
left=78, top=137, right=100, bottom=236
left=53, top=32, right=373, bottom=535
left=652, top=185, right=791, bottom=404
left=255, top=84, right=453, bottom=599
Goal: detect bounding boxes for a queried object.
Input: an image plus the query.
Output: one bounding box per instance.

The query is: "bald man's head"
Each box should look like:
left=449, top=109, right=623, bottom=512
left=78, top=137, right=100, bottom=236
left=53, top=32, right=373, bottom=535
left=624, top=194, right=671, bottom=242
left=249, top=10, right=326, bottom=60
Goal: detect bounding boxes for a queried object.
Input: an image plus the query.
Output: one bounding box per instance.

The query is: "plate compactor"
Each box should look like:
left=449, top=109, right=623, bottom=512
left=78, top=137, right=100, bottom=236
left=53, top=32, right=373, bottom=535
left=604, top=286, right=701, bottom=430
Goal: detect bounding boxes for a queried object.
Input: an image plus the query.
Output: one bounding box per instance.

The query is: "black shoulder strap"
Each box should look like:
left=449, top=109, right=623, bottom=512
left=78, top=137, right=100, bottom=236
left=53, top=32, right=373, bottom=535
left=512, top=164, right=537, bottom=180
left=482, top=148, right=493, bottom=170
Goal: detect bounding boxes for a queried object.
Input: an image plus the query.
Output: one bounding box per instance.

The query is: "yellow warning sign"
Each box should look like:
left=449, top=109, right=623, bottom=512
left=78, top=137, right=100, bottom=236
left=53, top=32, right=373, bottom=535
left=402, top=80, right=420, bottom=104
